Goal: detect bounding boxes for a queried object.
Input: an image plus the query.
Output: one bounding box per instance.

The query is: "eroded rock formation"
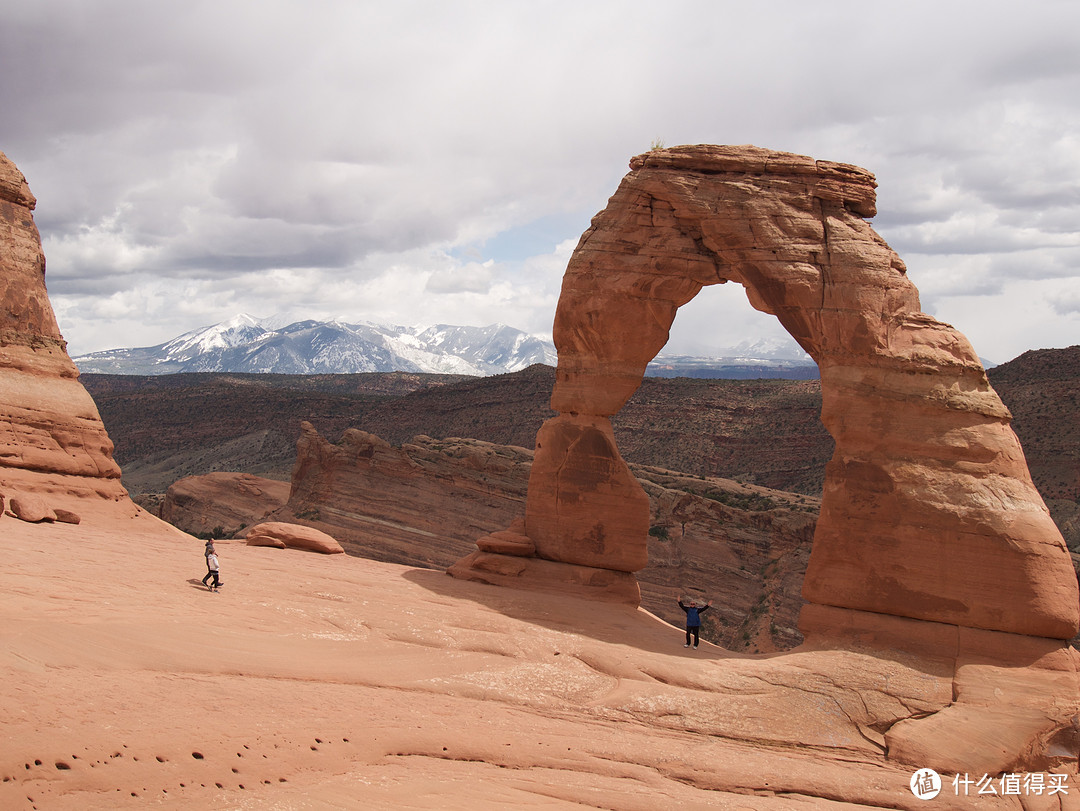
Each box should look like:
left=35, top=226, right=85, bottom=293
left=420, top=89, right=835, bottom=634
left=244, top=521, right=344, bottom=554
left=281, top=422, right=535, bottom=567
left=0, top=150, right=127, bottom=514
left=451, top=144, right=1078, bottom=641
left=161, top=472, right=290, bottom=538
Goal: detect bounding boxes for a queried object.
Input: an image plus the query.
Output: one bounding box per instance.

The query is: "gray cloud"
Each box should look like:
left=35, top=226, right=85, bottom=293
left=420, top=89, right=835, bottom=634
left=2, top=0, right=1079, bottom=363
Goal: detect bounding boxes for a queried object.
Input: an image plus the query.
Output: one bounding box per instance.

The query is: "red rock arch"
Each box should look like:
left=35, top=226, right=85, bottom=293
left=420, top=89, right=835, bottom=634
left=455, top=145, right=1078, bottom=641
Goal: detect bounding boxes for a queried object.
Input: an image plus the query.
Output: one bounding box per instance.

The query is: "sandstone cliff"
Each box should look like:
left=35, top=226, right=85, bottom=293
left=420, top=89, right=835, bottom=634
left=161, top=423, right=816, bottom=651
left=160, top=472, right=290, bottom=539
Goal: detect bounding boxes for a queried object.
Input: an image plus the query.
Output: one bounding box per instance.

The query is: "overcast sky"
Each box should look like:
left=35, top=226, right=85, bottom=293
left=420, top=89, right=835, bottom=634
left=2, top=0, right=1078, bottom=363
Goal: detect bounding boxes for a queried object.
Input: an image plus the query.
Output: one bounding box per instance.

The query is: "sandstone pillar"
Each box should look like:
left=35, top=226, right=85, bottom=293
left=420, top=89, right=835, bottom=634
left=0, top=150, right=126, bottom=505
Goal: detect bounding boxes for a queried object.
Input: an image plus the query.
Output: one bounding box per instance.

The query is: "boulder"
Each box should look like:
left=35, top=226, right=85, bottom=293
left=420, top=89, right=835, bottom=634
left=9, top=493, right=56, bottom=523
left=245, top=533, right=286, bottom=549
left=53, top=508, right=81, bottom=525
left=245, top=521, right=344, bottom=554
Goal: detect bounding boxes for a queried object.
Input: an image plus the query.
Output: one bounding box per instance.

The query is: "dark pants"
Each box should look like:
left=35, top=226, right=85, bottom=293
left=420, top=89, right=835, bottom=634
left=685, top=626, right=700, bottom=645
left=202, top=570, right=220, bottom=587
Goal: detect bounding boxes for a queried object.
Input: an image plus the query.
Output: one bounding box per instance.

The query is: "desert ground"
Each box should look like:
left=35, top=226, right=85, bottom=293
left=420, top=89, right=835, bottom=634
left=0, top=500, right=980, bottom=811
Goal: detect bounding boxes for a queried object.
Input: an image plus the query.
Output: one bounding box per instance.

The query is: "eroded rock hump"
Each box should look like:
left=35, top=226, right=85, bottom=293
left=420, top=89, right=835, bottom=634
left=452, top=144, right=1079, bottom=643
left=161, top=472, right=290, bottom=538
left=0, top=150, right=126, bottom=509
left=245, top=521, right=344, bottom=554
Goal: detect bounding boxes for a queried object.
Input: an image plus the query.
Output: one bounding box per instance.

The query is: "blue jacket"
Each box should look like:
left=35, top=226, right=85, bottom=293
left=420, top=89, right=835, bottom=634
left=679, top=601, right=710, bottom=627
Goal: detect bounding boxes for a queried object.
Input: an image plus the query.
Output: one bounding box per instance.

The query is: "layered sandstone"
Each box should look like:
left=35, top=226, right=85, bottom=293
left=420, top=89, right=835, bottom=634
left=3, top=143, right=1079, bottom=799
left=0, top=151, right=125, bottom=513
left=161, top=472, right=290, bottom=538
left=280, top=422, right=535, bottom=568
left=164, top=425, right=816, bottom=649
left=454, top=144, right=1078, bottom=644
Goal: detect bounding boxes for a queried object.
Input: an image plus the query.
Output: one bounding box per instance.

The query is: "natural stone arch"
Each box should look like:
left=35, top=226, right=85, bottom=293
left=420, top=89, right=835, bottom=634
left=452, top=144, right=1078, bottom=643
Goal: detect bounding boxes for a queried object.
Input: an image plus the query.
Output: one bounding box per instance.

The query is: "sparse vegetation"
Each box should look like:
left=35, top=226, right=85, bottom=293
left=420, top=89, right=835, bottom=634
left=703, top=490, right=777, bottom=512
left=648, top=525, right=670, bottom=540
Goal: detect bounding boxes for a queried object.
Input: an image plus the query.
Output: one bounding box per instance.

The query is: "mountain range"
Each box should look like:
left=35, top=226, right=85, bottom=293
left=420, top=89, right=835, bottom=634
left=72, top=314, right=820, bottom=378
left=71, top=314, right=559, bottom=376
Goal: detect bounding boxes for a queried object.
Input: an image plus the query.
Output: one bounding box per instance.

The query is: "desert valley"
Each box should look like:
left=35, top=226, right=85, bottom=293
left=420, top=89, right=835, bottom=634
left=3, top=144, right=1080, bottom=811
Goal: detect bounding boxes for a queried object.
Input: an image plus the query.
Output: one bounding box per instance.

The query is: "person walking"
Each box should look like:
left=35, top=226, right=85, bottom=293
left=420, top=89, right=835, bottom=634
left=678, top=597, right=712, bottom=649
left=201, top=542, right=222, bottom=591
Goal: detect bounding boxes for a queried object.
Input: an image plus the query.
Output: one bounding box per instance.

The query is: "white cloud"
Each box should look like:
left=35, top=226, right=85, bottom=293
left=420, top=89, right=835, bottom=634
left=922, top=278, right=1080, bottom=364
left=425, top=260, right=495, bottom=295
left=1050, top=287, right=1080, bottom=318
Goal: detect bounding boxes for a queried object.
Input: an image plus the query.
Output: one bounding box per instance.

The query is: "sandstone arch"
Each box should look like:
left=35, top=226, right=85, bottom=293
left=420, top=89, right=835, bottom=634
left=453, top=144, right=1078, bottom=643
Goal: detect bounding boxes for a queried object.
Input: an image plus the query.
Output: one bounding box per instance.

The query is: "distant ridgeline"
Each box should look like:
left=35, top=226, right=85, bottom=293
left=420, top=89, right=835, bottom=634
left=72, top=314, right=820, bottom=379
left=645, top=354, right=818, bottom=379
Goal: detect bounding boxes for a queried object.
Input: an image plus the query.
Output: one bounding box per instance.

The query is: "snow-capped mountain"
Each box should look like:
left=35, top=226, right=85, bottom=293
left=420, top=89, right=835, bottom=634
left=73, top=314, right=822, bottom=379
left=158, top=313, right=270, bottom=360
left=726, top=336, right=812, bottom=361
left=647, top=336, right=817, bottom=379
left=72, top=315, right=558, bottom=377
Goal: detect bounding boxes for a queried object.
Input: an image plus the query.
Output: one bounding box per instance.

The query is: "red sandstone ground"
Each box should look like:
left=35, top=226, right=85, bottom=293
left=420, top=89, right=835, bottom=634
left=3, top=505, right=1055, bottom=811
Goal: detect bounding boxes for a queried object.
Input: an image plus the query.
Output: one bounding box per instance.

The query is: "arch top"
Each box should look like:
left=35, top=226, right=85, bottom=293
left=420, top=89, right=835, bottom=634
left=628, top=144, right=878, bottom=218
left=551, top=144, right=909, bottom=417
